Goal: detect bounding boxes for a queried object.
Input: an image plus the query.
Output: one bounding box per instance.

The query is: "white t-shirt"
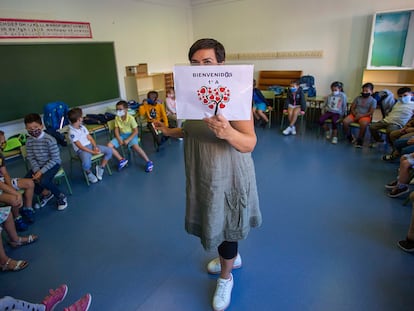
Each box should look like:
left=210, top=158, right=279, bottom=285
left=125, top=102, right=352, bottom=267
left=69, top=125, right=90, bottom=152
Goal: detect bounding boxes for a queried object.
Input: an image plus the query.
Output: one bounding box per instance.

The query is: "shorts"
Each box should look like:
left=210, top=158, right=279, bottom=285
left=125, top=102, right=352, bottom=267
left=0, top=176, right=19, bottom=190
left=403, top=153, right=414, bottom=167
left=345, top=114, right=371, bottom=124
left=110, top=133, right=139, bottom=148
left=0, top=206, right=11, bottom=227
left=288, top=104, right=301, bottom=109
left=253, top=102, right=267, bottom=112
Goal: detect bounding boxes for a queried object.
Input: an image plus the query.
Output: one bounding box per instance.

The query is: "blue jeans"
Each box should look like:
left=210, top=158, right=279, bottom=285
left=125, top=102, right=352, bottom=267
left=394, top=137, right=414, bottom=156
left=25, top=163, right=62, bottom=197
left=76, top=144, right=112, bottom=171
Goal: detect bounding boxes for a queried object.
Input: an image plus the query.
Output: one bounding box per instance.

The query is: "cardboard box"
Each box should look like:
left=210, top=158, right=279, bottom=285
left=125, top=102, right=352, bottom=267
left=125, top=63, right=148, bottom=77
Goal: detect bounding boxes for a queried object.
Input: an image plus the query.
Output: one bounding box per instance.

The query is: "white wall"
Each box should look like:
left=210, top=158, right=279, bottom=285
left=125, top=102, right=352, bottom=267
left=0, top=0, right=193, bottom=134
left=191, top=0, right=413, bottom=98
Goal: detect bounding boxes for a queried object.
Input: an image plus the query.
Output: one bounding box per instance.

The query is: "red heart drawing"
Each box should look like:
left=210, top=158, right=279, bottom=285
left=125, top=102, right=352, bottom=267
left=197, top=86, right=231, bottom=112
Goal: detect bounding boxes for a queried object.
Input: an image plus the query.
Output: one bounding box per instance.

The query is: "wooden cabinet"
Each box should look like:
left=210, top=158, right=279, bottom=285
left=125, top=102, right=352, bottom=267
left=362, top=69, right=414, bottom=96
left=124, top=73, right=167, bottom=103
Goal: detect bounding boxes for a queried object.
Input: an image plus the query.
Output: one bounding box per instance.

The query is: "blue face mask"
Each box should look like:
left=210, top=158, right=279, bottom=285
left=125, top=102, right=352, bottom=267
left=290, top=87, right=297, bottom=92
left=402, top=95, right=412, bottom=104
left=147, top=98, right=155, bottom=105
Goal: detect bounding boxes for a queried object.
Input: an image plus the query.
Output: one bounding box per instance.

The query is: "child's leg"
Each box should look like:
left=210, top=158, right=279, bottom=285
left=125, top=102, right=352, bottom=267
left=36, top=165, right=61, bottom=198
left=252, top=107, right=259, bottom=120
left=342, top=114, right=354, bottom=137
left=16, top=178, right=34, bottom=208
left=97, top=145, right=113, bottom=167
left=398, top=156, right=412, bottom=184
left=77, top=149, right=93, bottom=173
left=256, top=109, right=269, bottom=123
left=331, top=113, right=340, bottom=138
left=132, top=144, right=150, bottom=162
left=0, top=296, right=45, bottom=311
left=107, top=141, right=123, bottom=161
left=358, top=117, right=371, bottom=140
left=288, top=107, right=301, bottom=126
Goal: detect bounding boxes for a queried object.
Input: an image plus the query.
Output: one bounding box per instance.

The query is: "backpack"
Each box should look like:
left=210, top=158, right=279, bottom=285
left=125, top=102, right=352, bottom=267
left=299, top=75, right=316, bottom=97
left=268, top=85, right=285, bottom=96
left=83, top=113, right=114, bottom=125
left=43, top=102, right=70, bottom=131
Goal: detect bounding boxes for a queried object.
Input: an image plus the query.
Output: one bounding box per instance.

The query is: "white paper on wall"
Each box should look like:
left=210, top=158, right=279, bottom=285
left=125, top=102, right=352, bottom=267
left=174, top=65, right=254, bottom=120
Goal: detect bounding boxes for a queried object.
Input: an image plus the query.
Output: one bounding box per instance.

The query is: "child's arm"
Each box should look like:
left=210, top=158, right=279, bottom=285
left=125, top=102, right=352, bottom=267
left=0, top=165, right=13, bottom=187
left=114, top=126, right=123, bottom=145
left=124, top=127, right=139, bottom=145
left=0, top=181, right=22, bottom=207
left=26, top=142, right=41, bottom=173
left=36, top=139, right=61, bottom=177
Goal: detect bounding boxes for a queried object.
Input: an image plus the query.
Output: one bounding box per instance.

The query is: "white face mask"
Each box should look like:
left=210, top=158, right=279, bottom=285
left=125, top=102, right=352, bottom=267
left=332, top=91, right=340, bottom=96
left=116, top=110, right=125, bottom=117
left=402, top=95, right=412, bottom=104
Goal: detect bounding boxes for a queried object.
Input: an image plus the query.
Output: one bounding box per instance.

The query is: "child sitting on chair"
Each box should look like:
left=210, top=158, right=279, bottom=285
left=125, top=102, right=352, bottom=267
left=138, top=91, right=169, bottom=150
left=107, top=100, right=153, bottom=172
left=23, top=113, right=68, bottom=211
left=68, top=108, right=112, bottom=184
left=282, top=80, right=306, bottom=135
left=342, top=82, right=377, bottom=148
left=165, top=87, right=182, bottom=129
left=0, top=150, right=36, bottom=231
left=252, top=79, right=273, bottom=128
left=318, top=81, right=348, bottom=144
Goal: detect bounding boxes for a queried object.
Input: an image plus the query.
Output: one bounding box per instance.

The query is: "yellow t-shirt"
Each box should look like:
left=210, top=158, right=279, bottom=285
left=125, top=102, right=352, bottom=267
left=115, top=114, right=137, bottom=134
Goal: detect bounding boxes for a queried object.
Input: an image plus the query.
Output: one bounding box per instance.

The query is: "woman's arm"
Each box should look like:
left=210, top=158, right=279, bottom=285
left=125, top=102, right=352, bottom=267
left=153, top=121, right=184, bottom=138
left=204, top=114, right=256, bottom=153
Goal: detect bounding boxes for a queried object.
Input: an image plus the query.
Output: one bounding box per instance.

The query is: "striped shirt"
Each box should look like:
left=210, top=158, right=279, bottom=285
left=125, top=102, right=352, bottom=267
left=26, top=132, right=61, bottom=174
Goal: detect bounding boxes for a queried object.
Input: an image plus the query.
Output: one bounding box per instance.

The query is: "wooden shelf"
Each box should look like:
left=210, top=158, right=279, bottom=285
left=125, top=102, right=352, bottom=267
left=125, top=72, right=169, bottom=103
left=362, top=69, right=414, bottom=96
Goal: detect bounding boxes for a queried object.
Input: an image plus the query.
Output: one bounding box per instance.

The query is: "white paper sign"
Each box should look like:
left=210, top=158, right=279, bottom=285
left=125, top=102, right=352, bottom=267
left=174, top=65, right=254, bottom=120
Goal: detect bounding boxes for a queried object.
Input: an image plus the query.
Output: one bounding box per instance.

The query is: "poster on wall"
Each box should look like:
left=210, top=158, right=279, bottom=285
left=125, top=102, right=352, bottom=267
left=174, top=65, right=253, bottom=121
left=0, top=18, right=92, bottom=39
left=368, top=10, right=414, bottom=68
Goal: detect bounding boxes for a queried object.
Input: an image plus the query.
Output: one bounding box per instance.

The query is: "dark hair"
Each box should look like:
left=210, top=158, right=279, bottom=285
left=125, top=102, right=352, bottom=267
left=147, top=90, right=158, bottom=98
left=188, top=38, right=226, bottom=63
left=362, top=82, right=374, bottom=91
left=24, top=113, right=43, bottom=125
left=331, top=81, right=344, bottom=92
left=291, top=79, right=300, bottom=86
left=397, top=87, right=412, bottom=96
left=68, top=107, right=83, bottom=124
left=0, top=130, right=4, bottom=136
left=116, top=100, right=128, bottom=109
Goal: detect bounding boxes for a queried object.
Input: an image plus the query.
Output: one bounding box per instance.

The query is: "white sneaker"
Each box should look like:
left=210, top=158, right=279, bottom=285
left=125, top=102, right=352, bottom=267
left=87, top=172, right=98, bottom=184
left=95, top=166, right=104, bottom=181
left=212, top=273, right=233, bottom=311
left=332, top=137, right=338, bottom=144
left=291, top=126, right=296, bottom=135
left=282, top=126, right=292, bottom=135
left=207, top=253, right=242, bottom=275
left=325, top=131, right=331, bottom=140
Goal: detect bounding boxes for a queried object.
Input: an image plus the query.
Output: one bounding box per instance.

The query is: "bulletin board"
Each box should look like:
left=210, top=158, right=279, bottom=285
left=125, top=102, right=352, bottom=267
left=0, top=42, right=120, bottom=123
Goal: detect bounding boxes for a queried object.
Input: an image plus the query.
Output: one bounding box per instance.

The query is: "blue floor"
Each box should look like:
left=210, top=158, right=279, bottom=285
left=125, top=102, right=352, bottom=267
left=1, top=123, right=414, bottom=311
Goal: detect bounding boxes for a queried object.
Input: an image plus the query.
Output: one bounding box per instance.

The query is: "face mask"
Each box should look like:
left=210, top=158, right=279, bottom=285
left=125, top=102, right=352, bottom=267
left=402, top=95, right=412, bottom=104
left=116, top=110, right=125, bottom=117
left=361, top=92, right=371, bottom=98
left=28, top=128, right=42, bottom=138
left=333, top=91, right=340, bottom=96
left=147, top=99, right=155, bottom=105
left=290, top=87, right=297, bottom=92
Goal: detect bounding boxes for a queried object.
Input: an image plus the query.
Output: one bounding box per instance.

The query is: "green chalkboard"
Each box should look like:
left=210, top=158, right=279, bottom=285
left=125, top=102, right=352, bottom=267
left=0, top=42, right=120, bottom=123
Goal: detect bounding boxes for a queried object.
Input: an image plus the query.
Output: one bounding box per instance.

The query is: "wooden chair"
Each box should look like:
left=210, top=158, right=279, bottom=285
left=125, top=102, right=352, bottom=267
left=20, top=145, right=72, bottom=195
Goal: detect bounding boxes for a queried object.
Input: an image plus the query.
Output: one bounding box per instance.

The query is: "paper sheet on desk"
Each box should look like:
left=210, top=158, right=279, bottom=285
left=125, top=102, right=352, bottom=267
left=174, top=65, right=253, bottom=120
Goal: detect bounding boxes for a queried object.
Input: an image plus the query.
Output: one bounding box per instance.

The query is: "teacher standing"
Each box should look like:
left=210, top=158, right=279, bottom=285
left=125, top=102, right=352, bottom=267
left=154, top=38, right=262, bottom=311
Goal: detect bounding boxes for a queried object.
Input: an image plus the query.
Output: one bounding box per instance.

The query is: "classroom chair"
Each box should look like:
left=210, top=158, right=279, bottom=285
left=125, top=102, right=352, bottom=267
left=64, top=134, right=112, bottom=186
left=280, top=111, right=306, bottom=133
left=20, top=145, right=72, bottom=195
left=261, top=90, right=276, bottom=128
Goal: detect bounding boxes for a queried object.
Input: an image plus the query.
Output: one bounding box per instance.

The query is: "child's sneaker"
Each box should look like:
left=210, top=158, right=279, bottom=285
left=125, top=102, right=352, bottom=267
left=40, top=192, right=54, bottom=207
left=64, top=293, right=92, bottom=311
left=118, top=158, right=128, bottom=171
left=354, top=138, right=363, bottom=148
left=385, top=180, right=398, bottom=190
left=42, top=284, right=68, bottom=311
left=325, top=131, right=331, bottom=140
left=95, top=166, right=104, bottom=181
left=388, top=185, right=409, bottom=198
left=283, top=126, right=292, bottom=135
left=21, top=207, right=35, bottom=223
left=57, top=193, right=68, bottom=211
left=14, top=216, right=28, bottom=232
left=291, top=126, right=297, bottom=135
left=87, top=172, right=98, bottom=184
left=331, top=137, right=338, bottom=144
left=398, top=238, right=414, bottom=252
left=145, top=161, right=154, bottom=173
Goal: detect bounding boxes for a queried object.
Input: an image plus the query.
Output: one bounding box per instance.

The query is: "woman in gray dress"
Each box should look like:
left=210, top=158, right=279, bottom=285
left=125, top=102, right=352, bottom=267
left=154, top=38, right=261, bottom=311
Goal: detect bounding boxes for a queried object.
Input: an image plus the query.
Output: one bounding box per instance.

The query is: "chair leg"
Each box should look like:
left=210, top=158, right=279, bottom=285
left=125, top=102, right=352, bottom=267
left=280, top=114, right=286, bottom=130
left=63, top=174, right=73, bottom=195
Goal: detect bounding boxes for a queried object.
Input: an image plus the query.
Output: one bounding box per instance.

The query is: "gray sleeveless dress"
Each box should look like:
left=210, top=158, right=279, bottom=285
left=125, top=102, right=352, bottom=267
left=183, top=120, right=262, bottom=251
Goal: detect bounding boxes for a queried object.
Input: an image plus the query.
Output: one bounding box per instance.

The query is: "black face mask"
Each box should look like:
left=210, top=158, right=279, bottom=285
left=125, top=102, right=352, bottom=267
left=361, top=92, right=371, bottom=98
